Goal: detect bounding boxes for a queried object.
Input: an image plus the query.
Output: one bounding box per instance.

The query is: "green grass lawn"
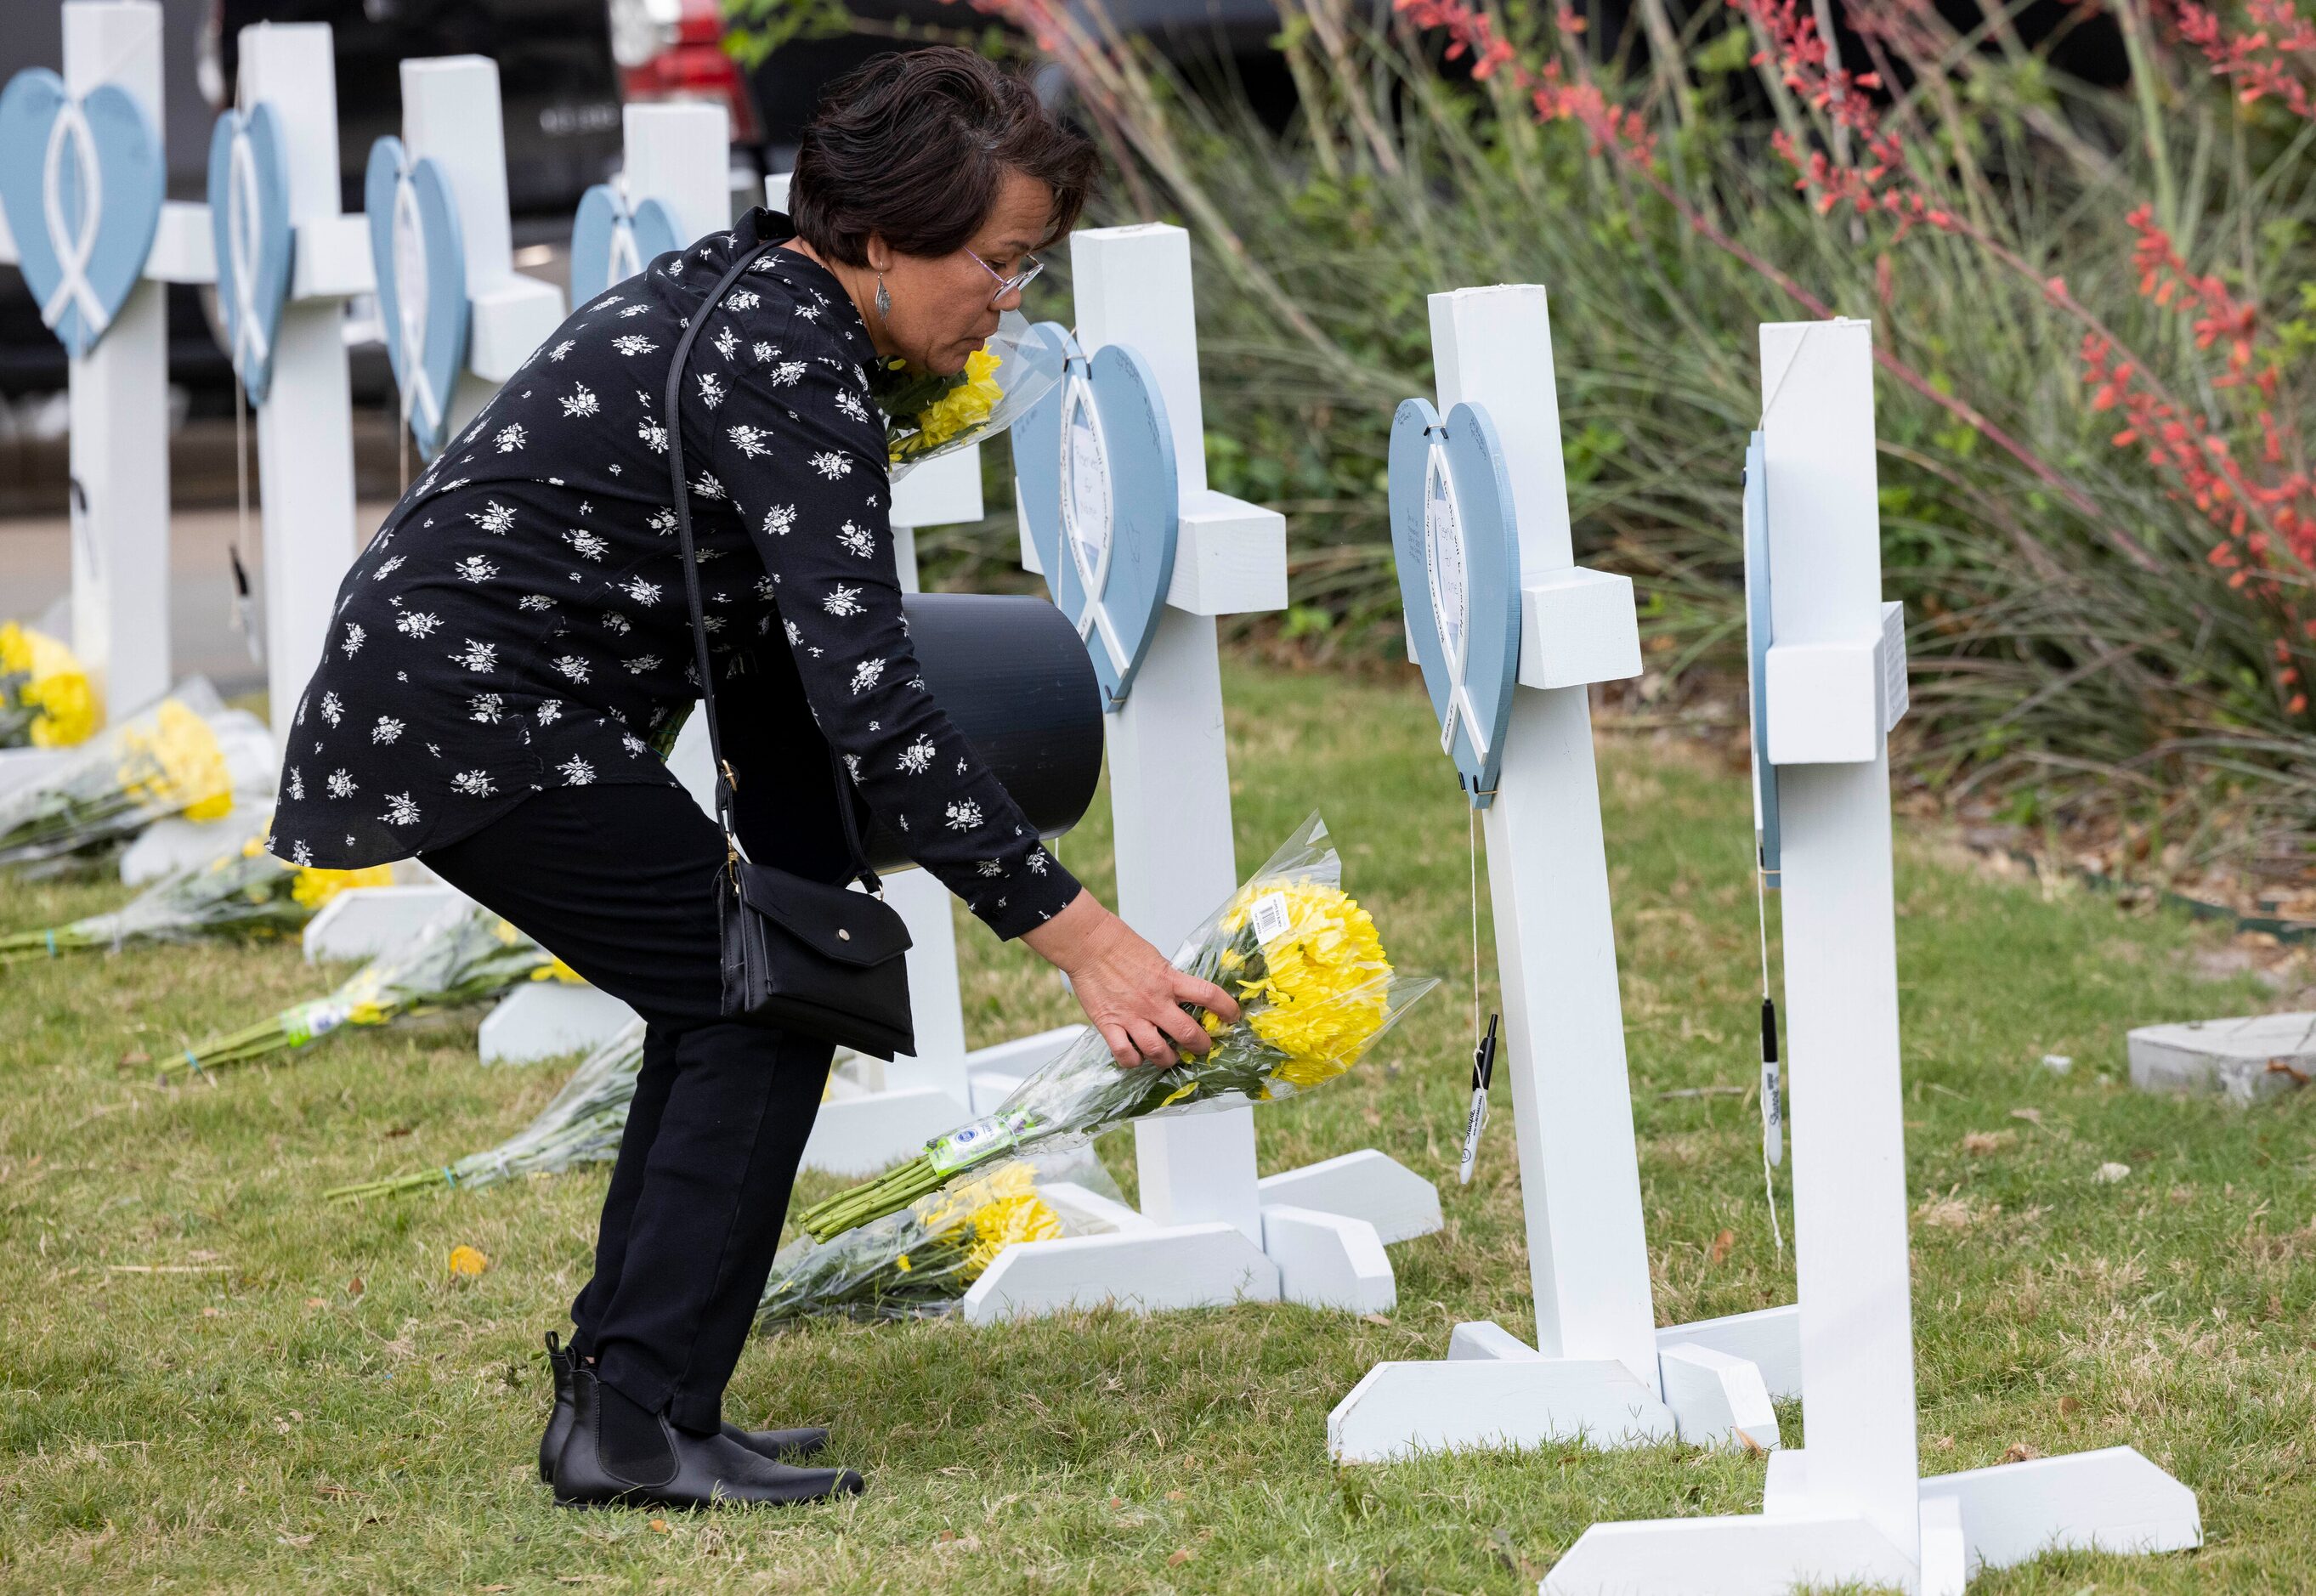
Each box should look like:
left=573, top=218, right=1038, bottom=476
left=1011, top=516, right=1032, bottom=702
left=1, top=663, right=2309, bottom=1593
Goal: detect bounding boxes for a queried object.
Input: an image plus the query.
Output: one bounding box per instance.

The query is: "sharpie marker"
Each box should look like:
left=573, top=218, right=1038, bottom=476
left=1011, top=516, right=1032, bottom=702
left=1458, top=1012, right=1499, bottom=1185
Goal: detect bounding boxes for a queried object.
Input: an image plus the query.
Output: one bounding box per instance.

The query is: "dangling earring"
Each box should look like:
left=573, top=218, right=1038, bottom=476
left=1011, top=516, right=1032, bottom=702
left=875, top=272, right=892, bottom=320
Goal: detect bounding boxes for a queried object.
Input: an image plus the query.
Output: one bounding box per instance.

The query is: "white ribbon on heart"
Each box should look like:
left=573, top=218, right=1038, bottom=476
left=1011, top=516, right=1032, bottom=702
left=389, top=167, right=442, bottom=443
left=1425, top=432, right=1491, bottom=763
left=37, top=95, right=110, bottom=341
left=223, top=121, right=269, bottom=388
left=607, top=181, right=643, bottom=286
left=1058, top=370, right=1131, bottom=676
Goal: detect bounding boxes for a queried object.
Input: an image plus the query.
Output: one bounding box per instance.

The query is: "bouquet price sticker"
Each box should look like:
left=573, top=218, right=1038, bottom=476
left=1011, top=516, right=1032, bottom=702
left=1248, top=891, right=1293, bottom=949
left=926, top=1108, right=1041, bottom=1176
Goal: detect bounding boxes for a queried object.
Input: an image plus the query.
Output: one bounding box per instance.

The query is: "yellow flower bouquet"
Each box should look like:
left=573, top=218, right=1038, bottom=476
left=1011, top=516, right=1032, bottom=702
left=873, top=312, right=1063, bottom=478
left=163, top=900, right=570, bottom=1080
left=0, top=622, right=99, bottom=748
left=0, top=678, right=274, bottom=870
left=797, top=814, right=1438, bottom=1242
left=0, top=830, right=388, bottom=963
left=761, top=1155, right=1115, bottom=1324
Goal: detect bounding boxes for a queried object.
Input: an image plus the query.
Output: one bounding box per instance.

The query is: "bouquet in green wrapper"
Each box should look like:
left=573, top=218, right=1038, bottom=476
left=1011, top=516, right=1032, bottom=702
left=326, top=1020, right=646, bottom=1203
left=0, top=677, right=275, bottom=870
left=759, top=1153, right=1122, bottom=1324
left=162, top=900, right=571, bottom=1080
left=0, top=831, right=391, bottom=963
left=796, top=814, right=1438, bottom=1242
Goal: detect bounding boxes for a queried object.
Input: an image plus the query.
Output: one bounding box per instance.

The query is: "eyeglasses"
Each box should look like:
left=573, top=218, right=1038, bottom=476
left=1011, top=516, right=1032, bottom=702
left=966, top=248, right=1044, bottom=305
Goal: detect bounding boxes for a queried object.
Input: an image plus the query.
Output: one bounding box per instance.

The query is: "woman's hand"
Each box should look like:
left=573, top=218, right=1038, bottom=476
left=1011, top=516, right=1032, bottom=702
left=1022, top=891, right=1241, bottom=1068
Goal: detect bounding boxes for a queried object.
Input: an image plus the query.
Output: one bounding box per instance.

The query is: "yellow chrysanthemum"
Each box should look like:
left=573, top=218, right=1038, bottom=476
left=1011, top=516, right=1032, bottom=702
left=530, top=955, right=586, bottom=984
left=961, top=1188, right=1062, bottom=1280
left=118, top=699, right=234, bottom=820
left=903, top=1160, right=1062, bottom=1282
left=446, top=1244, right=490, bottom=1277
left=2, top=624, right=99, bottom=746
left=291, top=863, right=393, bottom=911
left=903, top=348, right=1002, bottom=456
left=1232, top=880, right=1394, bottom=1088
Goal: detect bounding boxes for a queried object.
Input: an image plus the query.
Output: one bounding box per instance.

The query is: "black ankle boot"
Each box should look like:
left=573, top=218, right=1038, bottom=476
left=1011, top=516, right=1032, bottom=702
left=538, top=1333, right=831, bottom=1484
left=552, top=1370, right=864, bottom=1509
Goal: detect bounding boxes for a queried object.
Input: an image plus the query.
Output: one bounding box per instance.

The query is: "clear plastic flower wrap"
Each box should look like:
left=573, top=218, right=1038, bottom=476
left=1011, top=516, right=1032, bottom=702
left=0, top=826, right=391, bottom=963
left=875, top=310, right=1065, bottom=478
left=163, top=899, right=568, bottom=1080
left=327, top=1019, right=648, bottom=1203
left=797, top=813, right=1439, bottom=1242
left=759, top=1150, right=1124, bottom=1324
left=0, top=677, right=275, bottom=870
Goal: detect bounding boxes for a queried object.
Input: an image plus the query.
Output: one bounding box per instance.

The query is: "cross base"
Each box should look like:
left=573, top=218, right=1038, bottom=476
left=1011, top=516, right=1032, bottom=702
left=121, top=808, right=267, bottom=885
left=965, top=1184, right=1414, bottom=1321
left=1328, top=1311, right=1789, bottom=1461
left=1543, top=1445, right=2200, bottom=1595
left=477, top=981, right=638, bottom=1065
left=303, top=885, right=465, bottom=963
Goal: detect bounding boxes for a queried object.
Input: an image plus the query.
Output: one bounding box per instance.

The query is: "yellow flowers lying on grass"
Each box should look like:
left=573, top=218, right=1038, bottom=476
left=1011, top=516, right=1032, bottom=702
left=446, top=1245, right=490, bottom=1277
left=758, top=1157, right=1081, bottom=1324
left=120, top=699, right=235, bottom=822
left=0, top=622, right=98, bottom=747
left=0, top=678, right=273, bottom=869
left=0, top=829, right=388, bottom=963
left=165, top=901, right=558, bottom=1080
left=797, top=814, right=1437, bottom=1242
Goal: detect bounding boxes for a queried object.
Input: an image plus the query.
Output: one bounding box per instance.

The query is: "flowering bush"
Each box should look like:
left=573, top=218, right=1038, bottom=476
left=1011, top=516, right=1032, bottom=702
left=728, top=0, right=2316, bottom=877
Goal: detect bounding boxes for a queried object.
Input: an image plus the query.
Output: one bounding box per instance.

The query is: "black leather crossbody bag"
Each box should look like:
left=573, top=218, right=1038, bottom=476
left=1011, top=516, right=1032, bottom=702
left=664, top=241, right=915, bottom=1059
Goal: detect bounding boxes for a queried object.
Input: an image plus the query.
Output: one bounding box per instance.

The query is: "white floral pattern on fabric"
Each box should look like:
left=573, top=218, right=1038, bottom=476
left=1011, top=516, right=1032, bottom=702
left=263, top=212, right=1079, bottom=938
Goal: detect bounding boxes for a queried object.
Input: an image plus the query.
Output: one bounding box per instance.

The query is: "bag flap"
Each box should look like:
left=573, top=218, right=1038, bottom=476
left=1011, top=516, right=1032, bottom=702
left=733, top=863, right=914, bottom=966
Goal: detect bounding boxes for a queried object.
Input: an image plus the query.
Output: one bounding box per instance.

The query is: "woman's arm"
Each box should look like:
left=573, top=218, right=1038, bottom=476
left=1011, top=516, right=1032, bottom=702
left=702, top=283, right=1076, bottom=938
left=698, top=282, right=1235, bottom=1062
left=1022, top=891, right=1239, bottom=1066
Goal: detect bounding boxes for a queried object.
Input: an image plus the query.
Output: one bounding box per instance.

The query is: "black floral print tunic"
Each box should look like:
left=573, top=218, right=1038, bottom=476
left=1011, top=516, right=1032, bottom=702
left=269, top=207, right=1080, bottom=940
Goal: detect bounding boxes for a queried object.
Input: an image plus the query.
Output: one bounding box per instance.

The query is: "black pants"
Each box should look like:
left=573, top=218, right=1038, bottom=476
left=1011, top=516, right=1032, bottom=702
left=423, top=761, right=849, bottom=1434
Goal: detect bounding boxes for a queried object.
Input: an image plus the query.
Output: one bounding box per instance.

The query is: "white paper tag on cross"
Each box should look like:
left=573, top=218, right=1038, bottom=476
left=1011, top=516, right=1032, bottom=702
left=1249, top=891, right=1293, bottom=949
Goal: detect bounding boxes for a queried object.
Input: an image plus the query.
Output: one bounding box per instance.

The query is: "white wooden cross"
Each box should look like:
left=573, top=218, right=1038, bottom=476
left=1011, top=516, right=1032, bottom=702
left=234, top=22, right=369, bottom=747
left=398, top=56, right=564, bottom=446
left=1541, top=320, right=2200, bottom=1595
left=473, top=103, right=739, bottom=1067
left=1328, top=285, right=1791, bottom=1463
left=0, top=1, right=209, bottom=751
left=960, top=223, right=1444, bottom=1320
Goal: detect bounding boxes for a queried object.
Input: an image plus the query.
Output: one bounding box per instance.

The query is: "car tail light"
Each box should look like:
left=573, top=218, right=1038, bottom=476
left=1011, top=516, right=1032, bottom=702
left=608, top=0, right=761, bottom=144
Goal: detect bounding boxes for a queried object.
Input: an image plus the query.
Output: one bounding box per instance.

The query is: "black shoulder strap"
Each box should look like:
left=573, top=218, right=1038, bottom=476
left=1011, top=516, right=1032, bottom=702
left=662, top=241, right=881, bottom=892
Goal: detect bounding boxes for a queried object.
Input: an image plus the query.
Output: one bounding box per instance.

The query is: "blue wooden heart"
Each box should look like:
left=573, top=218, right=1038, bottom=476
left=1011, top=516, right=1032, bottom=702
left=569, top=184, right=682, bottom=308
left=1389, top=397, right=1521, bottom=807
left=364, top=135, right=469, bottom=459
left=1014, top=323, right=1179, bottom=710
left=0, top=69, right=165, bottom=358
left=1742, top=430, right=1781, bottom=884
left=207, top=103, right=294, bottom=404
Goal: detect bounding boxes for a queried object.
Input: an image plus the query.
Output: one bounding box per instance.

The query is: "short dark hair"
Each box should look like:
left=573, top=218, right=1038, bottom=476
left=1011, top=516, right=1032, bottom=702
left=789, top=48, right=1099, bottom=266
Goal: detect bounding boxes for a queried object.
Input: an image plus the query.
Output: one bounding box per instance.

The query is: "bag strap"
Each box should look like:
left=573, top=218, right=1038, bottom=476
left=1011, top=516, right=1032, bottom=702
left=662, top=239, right=882, bottom=896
